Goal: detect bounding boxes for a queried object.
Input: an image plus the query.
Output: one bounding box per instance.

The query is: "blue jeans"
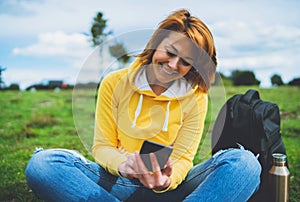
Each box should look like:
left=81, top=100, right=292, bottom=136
left=25, top=148, right=261, bottom=202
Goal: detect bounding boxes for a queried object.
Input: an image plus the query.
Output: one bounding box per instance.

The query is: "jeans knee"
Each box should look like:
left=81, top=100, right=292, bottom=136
left=233, top=149, right=260, bottom=171
left=26, top=149, right=48, bottom=191
left=239, top=150, right=261, bottom=175
left=26, top=149, right=69, bottom=183
left=26, top=149, right=50, bottom=180
left=235, top=149, right=262, bottom=191
left=216, top=149, right=262, bottom=186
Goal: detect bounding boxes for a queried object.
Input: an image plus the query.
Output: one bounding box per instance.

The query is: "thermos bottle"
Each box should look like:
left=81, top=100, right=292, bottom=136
left=269, top=153, right=290, bottom=202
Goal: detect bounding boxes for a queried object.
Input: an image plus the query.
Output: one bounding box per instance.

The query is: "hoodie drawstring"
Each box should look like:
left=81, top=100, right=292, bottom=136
left=131, top=94, right=144, bottom=128
left=131, top=95, right=171, bottom=132
left=162, top=101, right=170, bottom=132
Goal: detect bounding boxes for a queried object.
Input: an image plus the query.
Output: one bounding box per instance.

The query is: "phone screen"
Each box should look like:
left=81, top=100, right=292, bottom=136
left=140, top=140, right=173, bottom=172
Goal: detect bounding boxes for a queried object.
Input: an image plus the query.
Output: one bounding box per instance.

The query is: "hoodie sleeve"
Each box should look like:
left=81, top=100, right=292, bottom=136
left=92, top=72, right=127, bottom=176
left=155, top=91, right=208, bottom=192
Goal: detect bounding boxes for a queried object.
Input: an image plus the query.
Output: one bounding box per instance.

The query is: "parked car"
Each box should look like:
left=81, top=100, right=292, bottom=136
left=26, top=80, right=67, bottom=91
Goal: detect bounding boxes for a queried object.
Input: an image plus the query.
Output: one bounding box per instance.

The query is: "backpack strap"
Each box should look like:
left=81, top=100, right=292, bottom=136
left=241, top=89, right=260, bottom=104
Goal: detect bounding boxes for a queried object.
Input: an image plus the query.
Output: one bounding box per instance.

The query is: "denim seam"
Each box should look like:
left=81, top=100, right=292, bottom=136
left=180, top=165, right=215, bottom=186
left=74, top=161, right=101, bottom=177
left=113, top=180, right=142, bottom=188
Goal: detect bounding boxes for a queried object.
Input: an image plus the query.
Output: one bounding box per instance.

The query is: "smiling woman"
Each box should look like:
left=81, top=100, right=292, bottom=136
left=25, top=9, right=261, bottom=202
left=137, top=11, right=217, bottom=93
left=145, top=32, right=196, bottom=95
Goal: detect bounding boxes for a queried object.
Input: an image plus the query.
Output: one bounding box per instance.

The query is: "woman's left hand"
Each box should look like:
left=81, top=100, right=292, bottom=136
left=134, top=151, right=172, bottom=191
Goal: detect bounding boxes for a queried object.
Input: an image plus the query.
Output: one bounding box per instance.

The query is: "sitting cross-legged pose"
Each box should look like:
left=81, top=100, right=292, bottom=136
left=26, top=9, right=261, bottom=202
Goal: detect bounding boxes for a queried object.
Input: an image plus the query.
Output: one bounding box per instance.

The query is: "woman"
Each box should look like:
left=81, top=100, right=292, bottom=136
left=26, top=9, right=261, bottom=202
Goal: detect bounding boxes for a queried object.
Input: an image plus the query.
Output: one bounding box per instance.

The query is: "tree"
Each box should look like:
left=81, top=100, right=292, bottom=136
left=90, top=12, right=131, bottom=72
left=271, top=74, right=284, bottom=86
left=109, top=43, right=131, bottom=68
left=231, top=70, right=260, bottom=86
left=0, top=65, right=6, bottom=90
left=90, top=12, right=112, bottom=77
left=90, top=12, right=111, bottom=46
left=7, top=83, right=20, bottom=90
left=288, top=77, right=300, bottom=86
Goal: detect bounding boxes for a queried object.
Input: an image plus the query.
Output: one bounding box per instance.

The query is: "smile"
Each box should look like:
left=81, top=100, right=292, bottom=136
left=161, top=65, right=178, bottom=75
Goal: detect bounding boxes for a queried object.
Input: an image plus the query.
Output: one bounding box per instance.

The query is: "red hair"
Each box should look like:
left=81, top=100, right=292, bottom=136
left=137, top=9, right=217, bottom=92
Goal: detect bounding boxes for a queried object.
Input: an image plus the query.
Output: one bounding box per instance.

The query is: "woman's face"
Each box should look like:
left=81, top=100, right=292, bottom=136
left=150, top=32, right=196, bottom=85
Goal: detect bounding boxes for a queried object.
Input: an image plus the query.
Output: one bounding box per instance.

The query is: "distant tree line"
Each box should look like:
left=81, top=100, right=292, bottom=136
left=3, top=83, right=20, bottom=90
left=2, top=66, right=300, bottom=92
left=231, top=70, right=260, bottom=86
left=219, top=70, right=300, bottom=87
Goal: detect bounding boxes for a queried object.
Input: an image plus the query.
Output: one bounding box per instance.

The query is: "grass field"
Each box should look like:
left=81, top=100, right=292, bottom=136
left=0, top=86, right=299, bottom=201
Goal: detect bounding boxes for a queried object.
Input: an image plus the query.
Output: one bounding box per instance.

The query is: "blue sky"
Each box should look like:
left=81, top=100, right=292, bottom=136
left=1, top=0, right=300, bottom=89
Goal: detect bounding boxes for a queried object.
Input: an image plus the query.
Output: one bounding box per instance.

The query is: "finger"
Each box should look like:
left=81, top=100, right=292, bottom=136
left=128, top=155, right=137, bottom=169
left=149, top=153, right=172, bottom=189
left=162, top=158, right=172, bottom=177
left=122, top=153, right=137, bottom=176
left=135, top=152, right=149, bottom=175
left=149, top=153, right=162, bottom=180
left=149, top=153, right=160, bottom=172
left=119, top=165, right=135, bottom=179
left=134, top=152, right=156, bottom=188
left=130, top=152, right=145, bottom=177
left=125, top=167, right=138, bottom=179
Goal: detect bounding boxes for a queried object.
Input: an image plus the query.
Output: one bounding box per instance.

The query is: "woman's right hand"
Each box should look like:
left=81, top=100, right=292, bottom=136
left=118, top=152, right=172, bottom=190
left=118, top=153, right=138, bottom=179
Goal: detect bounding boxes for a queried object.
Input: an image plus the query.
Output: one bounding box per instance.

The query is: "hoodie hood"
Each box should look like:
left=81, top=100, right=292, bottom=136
left=127, top=58, right=200, bottom=132
left=128, top=58, right=199, bottom=101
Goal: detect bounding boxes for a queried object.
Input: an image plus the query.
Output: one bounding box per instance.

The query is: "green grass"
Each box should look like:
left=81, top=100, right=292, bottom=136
left=0, top=87, right=299, bottom=201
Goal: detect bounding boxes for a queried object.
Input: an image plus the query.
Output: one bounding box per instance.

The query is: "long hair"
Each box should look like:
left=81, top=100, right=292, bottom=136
left=137, top=9, right=217, bottom=92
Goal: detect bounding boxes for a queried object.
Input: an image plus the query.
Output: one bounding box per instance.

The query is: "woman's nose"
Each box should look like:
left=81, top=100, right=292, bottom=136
left=168, top=56, right=180, bottom=70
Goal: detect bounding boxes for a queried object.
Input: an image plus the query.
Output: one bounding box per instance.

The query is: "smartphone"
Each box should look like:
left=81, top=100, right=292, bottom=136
left=140, top=140, right=173, bottom=172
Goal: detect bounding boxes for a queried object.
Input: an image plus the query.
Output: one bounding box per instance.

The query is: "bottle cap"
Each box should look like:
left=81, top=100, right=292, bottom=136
left=272, top=153, right=287, bottom=163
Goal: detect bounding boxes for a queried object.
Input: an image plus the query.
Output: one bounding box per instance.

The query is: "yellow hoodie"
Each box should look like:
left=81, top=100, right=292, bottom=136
left=92, top=59, right=208, bottom=192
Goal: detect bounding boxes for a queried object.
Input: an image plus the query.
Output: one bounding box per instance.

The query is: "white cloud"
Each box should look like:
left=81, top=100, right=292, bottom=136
left=12, top=31, right=92, bottom=58
left=213, top=21, right=300, bottom=55
left=211, top=19, right=300, bottom=86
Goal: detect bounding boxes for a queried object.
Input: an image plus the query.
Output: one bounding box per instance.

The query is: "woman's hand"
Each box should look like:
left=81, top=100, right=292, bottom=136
left=118, top=152, right=172, bottom=190
left=118, top=153, right=139, bottom=179
left=135, top=152, right=172, bottom=190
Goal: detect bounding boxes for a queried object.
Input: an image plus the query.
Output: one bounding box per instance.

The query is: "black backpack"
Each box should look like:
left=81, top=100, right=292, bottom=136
left=211, top=89, right=287, bottom=202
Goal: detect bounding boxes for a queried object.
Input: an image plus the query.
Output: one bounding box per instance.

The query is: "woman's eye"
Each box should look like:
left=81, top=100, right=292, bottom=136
left=181, top=59, right=191, bottom=66
left=166, top=51, right=176, bottom=57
